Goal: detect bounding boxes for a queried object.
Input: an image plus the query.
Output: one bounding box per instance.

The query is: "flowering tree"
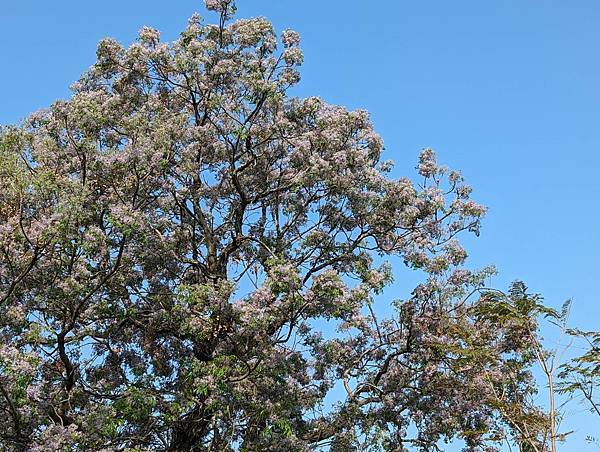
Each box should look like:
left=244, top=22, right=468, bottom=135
left=0, top=1, right=549, bottom=450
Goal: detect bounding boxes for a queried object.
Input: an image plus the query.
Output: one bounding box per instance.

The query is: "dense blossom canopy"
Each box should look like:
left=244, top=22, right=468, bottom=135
left=0, top=1, right=549, bottom=450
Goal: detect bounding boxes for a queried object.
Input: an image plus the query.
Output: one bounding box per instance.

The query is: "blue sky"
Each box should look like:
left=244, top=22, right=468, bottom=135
left=1, top=0, right=599, bottom=448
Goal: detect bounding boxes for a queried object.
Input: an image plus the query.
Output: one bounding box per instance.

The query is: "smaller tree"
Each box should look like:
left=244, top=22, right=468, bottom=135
left=472, top=282, right=564, bottom=452
left=558, top=329, right=600, bottom=447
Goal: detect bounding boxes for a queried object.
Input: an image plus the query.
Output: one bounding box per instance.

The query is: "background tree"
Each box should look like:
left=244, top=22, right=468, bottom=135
left=474, top=283, right=577, bottom=452
left=558, top=330, right=600, bottom=417
left=558, top=329, right=600, bottom=448
left=0, top=0, right=552, bottom=450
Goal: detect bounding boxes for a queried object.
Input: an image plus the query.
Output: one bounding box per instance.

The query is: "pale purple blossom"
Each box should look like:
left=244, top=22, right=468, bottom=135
left=417, top=147, right=437, bottom=177
left=281, top=29, right=301, bottom=47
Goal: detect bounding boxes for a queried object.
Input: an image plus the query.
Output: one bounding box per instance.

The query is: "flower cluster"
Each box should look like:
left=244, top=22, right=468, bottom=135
left=418, top=147, right=437, bottom=177
left=281, top=29, right=301, bottom=47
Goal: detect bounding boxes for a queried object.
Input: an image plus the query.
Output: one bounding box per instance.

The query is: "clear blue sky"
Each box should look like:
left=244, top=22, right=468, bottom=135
left=1, top=0, right=598, bottom=448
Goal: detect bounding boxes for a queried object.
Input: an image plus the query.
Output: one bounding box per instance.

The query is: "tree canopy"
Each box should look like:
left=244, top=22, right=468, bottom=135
left=0, top=1, right=574, bottom=451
